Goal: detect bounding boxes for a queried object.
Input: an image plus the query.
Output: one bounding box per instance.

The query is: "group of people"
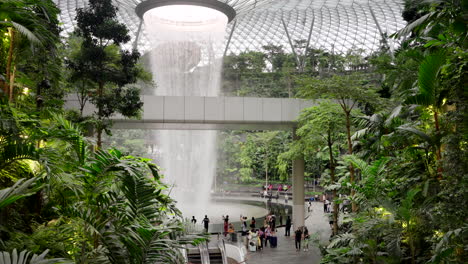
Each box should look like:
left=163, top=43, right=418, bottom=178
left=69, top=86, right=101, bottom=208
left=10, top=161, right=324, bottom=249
left=192, top=213, right=314, bottom=254
left=322, top=193, right=351, bottom=214
left=294, top=226, right=310, bottom=252
left=191, top=215, right=210, bottom=232
left=246, top=213, right=284, bottom=251
left=261, top=185, right=292, bottom=204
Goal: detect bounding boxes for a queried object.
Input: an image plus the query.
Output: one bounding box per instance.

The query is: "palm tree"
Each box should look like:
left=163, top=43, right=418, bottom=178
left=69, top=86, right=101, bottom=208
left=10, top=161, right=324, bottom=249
left=0, top=0, right=59, bottom=101
left=405, top=51, right=447, bottom=178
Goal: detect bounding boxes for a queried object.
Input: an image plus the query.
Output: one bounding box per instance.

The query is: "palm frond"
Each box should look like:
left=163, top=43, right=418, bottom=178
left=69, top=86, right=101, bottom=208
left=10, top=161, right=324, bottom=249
left=393, top=13, right=431, bottom=38
left=0, top=21, right=40, bottom=44
left=397, top=126, right=432, bottom=143
left=0, top=177, right=40, bottom=209
left=0, top=140, right=38, bottom=170
left=385, top=105, right=402, bottom=126
left=0, top=249, right=70, bottom=264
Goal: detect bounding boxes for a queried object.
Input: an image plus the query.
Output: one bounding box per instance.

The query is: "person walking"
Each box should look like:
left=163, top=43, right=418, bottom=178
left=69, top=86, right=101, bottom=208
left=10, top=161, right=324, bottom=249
left=325, top=199, right=331, bottom=213
left=285, top=216, right=291, bottom=236
left=191, top=216, right=197, bottom=224
left=294, top=227, right=303, bottom=252
left=302, top=227, right=310, bottom=252
left=202, top=215, right=209, bottom=233
left=323, top=194, right=328, bottom=212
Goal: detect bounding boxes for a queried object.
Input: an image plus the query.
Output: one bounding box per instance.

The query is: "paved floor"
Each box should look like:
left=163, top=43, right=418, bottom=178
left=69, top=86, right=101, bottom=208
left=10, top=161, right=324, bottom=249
left=245, top=202, right=331, bottom=264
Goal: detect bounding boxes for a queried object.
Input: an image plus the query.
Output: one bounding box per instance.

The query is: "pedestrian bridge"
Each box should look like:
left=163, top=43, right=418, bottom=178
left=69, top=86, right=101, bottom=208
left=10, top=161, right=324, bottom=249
left=65, top=95, right=317, bottom=130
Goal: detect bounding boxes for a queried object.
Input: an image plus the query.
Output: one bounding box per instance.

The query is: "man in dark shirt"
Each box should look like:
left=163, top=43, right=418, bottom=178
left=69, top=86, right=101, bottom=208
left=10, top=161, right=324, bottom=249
left=295, top=227, right=303, bottom=252
left=202, top=215, right=209, bottom=233
left=191, top=216, right=197, bottom=224
left=285, top=216, right=292, bottom=236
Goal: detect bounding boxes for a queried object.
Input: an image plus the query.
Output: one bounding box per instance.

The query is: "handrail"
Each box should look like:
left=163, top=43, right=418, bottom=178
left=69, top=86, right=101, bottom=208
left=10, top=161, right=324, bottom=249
left=182, top=244, right=188, bottom=264
left=218, top=239, right=228, bottom=264
left=198, top=242, right=210, bottom=264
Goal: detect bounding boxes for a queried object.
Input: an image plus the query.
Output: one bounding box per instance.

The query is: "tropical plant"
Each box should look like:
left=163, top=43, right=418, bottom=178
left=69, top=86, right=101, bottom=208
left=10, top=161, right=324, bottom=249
left=297, top=72, right=380, bottom=211
left=295, top=101, right=347, bottom=234
left=0, top=0, right=61, bottom=103
left=68, top=0, right=148, bottom=148
left=0, top=177, right=39, bottom=210
left=0, top=249, right=68, bottom=264
left=60, top=149, right=186, bottom=263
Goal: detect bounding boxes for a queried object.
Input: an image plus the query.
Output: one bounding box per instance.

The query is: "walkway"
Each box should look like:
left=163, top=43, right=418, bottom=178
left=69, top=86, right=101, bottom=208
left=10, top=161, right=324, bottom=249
left=64, top=95, right=317, bottom=130
left=246, top=202, right=331, bottom=264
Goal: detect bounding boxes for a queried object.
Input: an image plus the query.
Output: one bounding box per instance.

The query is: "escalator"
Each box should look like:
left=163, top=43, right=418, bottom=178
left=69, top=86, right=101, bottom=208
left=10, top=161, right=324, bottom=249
left=187, top=247, right=203, bottom=264
left=186, top=241, right=228, bottom=264
left=207, top=248, right=224, bottom=264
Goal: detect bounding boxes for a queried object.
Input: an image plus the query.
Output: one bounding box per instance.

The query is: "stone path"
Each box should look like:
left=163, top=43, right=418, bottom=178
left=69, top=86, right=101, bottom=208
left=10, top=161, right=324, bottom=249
left=245, top=202, right=331, bottom=264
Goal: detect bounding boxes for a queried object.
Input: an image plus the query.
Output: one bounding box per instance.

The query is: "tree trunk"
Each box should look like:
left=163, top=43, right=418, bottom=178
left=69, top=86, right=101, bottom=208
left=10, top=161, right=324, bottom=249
left=9, top=65, right=16, bottom=102
left=96, top=82, right=104, bottom=149
left=434, top=111, right=443, bottom=179
left=97, top=128, right=103, bottom=149
left=345, top=110, right=357, bottom=212
left=5, top=28, right=15, bottom=100
left=327, top=132, right=338, bottom=235
left=78, top=80, right=87, bottom=117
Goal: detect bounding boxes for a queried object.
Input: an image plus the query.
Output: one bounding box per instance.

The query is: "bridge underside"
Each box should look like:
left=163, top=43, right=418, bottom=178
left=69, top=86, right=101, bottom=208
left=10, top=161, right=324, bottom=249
left=112, top=121, right=295, bottom=131
left=65, top=95, right=316, bottom=131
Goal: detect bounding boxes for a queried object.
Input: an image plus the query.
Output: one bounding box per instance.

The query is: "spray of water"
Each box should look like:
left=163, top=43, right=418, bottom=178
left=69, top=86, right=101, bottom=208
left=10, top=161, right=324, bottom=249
left=143, top=5, right=227, bottom=218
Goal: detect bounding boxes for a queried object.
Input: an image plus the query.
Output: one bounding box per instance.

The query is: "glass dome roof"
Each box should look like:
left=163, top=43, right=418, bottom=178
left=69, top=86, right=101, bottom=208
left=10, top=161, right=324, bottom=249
left=54, top=0, right=406, bottom=55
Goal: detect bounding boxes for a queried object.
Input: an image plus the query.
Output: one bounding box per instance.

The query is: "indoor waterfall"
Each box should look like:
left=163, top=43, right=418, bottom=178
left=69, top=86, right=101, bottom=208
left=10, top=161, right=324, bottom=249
left=143, top=5, right=227, bottom=219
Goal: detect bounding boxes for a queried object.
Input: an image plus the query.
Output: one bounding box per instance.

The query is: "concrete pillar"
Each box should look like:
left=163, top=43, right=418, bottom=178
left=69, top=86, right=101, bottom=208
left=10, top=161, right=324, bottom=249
left=292, top=129, right=305, bottom=229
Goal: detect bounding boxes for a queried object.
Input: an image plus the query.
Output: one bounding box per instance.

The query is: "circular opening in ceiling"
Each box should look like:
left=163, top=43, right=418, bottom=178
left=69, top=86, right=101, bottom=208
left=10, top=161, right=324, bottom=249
left=135, top=0, right=236, bottom=23
left=143, top=5, right=228, bottom=27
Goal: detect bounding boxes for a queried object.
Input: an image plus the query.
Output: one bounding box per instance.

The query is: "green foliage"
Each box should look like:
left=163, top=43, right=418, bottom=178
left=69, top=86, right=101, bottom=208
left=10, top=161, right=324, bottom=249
left=68, top=0, right=149, bottom=147
left=0, top=0, right=62, bottom=106
left=318, top=1, right=468, bottom=263
left=0, top=101, right=195, bottom=262
left=0, top=248, right=68, bottom=264
left=0, top=177, right=39, bottom=209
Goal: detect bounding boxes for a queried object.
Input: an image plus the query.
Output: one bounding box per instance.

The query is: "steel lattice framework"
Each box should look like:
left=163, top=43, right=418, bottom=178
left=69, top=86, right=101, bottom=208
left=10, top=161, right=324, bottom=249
left=54, top=0, right=406, bottom=55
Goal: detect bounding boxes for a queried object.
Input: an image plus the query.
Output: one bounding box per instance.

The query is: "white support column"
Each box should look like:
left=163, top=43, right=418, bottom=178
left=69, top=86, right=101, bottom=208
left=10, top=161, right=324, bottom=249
left=292, top=129, right=305, bottom=229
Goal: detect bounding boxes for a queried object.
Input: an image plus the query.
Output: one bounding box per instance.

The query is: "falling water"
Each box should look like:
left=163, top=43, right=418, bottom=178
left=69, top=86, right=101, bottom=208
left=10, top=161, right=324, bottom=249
left=143, top=5, right=227, bottom=218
